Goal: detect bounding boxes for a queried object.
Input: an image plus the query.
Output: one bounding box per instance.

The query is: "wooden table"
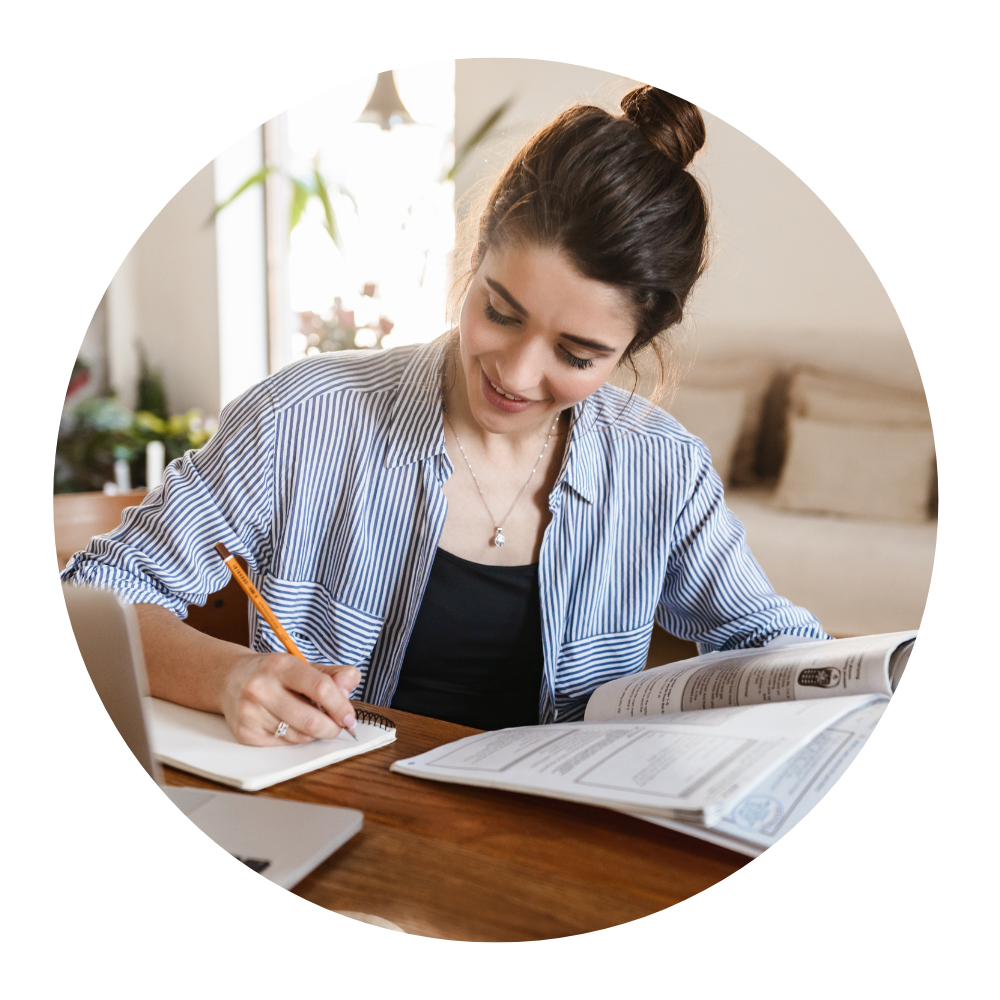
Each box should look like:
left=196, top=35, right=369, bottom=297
left=55, top=490, right=254, bottom=646
left=164, top=703, right=750, bottom=941
left=60, top=489, right=732, bottom=939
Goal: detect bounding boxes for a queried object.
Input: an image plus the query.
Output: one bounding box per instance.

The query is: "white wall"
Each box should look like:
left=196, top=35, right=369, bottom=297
left=213, top=129, right=269, bottom=408
left=454, top=59, right=632, bottom=219
left=76, top=294, right=109, bottom=398
left=454, top=59, right=921, bottom=393
left=686, top=110, right=918, bottom=391
left=97, top=58, right=922, bottom=421
left=106, top=248, right=140, bottom=410
left=103, top=144, right=269, bottom=417
left=106, top=163, right=221, bottom=415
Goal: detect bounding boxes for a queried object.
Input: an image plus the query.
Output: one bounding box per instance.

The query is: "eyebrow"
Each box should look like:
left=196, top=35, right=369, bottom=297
left=485, top=277, right=617, bottom=354
left=485, top=278, right=529, bottom=317
left=561, top=334, right=616, bottom=354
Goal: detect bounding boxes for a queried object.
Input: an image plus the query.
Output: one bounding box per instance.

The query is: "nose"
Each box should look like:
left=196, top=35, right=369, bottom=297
left=495, top=333, right=547, bottom=396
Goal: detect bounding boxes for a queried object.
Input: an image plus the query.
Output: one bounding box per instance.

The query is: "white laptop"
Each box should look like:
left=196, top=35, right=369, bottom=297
left=63, top=584, right=363, bottom=889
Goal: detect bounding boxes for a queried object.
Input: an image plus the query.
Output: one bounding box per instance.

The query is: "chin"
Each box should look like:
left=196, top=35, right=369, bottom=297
left=469, top=396, right=528, bottom=432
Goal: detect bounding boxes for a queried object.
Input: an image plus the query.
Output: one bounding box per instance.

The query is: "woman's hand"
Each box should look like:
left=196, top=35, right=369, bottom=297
left=133, top=603, right=362, bottom=747
left=220, top=652, right=361, bottom=746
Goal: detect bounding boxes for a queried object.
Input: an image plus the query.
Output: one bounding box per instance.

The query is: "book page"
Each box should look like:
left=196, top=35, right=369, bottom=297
left=584, top=632, right=915, bottom=722
left=391, top=695, right=881, bottom=826
left=636, top=699, right=889, bottom=856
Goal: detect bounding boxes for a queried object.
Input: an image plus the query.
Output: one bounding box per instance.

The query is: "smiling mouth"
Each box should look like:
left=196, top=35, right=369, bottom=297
left=487, top=377, right=530, bottom=402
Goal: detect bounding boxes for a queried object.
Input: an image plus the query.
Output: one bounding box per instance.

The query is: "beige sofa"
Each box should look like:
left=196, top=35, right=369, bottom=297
left=662, top=353, right=936, bottom=638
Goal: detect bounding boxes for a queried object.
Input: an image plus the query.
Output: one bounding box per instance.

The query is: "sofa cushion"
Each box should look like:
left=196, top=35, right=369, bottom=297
left=789, top=369, right=931, bottom=425
left=672, top=355, right=776, bottom=485
left=667, top=385, right=748, bottom=485
left=774, top=416, right=936, bottom=522
left=727, top=487, right=936, bottom=636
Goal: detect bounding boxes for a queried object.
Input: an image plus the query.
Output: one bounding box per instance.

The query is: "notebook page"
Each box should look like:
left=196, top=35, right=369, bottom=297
left=145, top=697, right=396, bottom=791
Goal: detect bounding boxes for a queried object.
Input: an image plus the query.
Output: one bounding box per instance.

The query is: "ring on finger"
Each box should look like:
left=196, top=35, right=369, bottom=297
left=274, top=721, right=289, bottom=739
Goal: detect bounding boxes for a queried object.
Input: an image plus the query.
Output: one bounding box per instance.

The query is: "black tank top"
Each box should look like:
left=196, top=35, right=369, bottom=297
left=390, top=547, right=544, bottom=730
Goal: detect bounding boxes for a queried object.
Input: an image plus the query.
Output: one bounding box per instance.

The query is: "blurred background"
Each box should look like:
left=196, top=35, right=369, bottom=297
left=55, top=58, right=936, bottom=641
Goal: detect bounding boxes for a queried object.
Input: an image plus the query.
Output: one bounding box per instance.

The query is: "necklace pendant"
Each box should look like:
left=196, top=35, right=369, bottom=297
left=493, top=528, right=506, bottom=548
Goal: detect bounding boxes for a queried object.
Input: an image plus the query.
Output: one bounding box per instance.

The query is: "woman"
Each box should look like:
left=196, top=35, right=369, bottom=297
left=62, top=86, right=827, bottom=745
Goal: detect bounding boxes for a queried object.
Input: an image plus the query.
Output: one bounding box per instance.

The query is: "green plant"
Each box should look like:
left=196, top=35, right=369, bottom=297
left=66, top=357, right=90, bottom=398
left=55, top=395, right=216, bottom=494
left=55, top=395, right=134, bottom=492
left=214, top=96, right=512, bottom=237
left=212, top=158, right=357, bottom=247
left=445, top=97, right=513, bottom=182
left=136, top=344, right=168, bottom=419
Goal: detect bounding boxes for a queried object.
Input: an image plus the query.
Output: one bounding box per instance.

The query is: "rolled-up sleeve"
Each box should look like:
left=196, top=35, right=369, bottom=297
left=656, top=442, right=829, bottom=652
left=60, top=381, right=278, bottom=617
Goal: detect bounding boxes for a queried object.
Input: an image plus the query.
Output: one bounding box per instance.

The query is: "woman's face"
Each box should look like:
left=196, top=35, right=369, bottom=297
left=458, top=243, right=638, bottom=436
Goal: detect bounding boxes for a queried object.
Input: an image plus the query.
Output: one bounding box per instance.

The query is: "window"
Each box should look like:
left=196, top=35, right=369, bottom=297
left=280, top=62, right=456, bottom=361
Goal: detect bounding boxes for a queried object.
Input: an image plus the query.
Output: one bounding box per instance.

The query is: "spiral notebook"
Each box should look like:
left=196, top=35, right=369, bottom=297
left=145, top=699, right=397, bottom=791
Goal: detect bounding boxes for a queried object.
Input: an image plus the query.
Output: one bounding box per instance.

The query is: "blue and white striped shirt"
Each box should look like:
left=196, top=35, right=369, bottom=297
left=62, top=339, right=827, bottom=723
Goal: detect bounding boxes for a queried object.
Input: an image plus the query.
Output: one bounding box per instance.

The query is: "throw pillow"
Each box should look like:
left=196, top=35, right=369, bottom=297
left=774, top=416, right=936, bottom=522
left=667, top=385, right=749, bottom=486
left=673, top=355, right=776, bottom=485
left=789, top=369, right=931, bottom=425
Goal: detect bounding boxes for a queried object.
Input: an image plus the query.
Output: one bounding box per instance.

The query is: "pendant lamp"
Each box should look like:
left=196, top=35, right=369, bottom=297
left=356, top=71, right=416, bottom=130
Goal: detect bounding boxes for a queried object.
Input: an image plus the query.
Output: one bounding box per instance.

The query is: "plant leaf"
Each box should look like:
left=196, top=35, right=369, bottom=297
left=210, top=166, right=272, bottom=222
left=336, top=182, right=358, bottom=212
left=312, top=166, right=339, bottom=246
left=288, top=178, right=310, bottom=236
left=446, top=97, right=513, bottom=181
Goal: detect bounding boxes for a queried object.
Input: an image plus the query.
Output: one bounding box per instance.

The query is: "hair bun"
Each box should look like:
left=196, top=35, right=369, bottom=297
left=620, top=86, right=706, bottom=169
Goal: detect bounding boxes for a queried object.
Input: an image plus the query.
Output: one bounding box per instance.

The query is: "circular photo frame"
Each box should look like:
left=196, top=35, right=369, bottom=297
left=3, top=3, right=1000, bottom=997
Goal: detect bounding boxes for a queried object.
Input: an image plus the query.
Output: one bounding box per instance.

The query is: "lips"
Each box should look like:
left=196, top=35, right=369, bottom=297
left=479, top=369, right=537, bottom=413
left=488, top=377, right=527, bottom=402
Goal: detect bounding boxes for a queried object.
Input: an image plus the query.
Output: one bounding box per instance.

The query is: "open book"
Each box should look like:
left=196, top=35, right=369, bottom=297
left=146, top=699, right=397, bottom=791
left=390, top=632, right=913, bottom=829
left=643, top=697, right=888, bottom=855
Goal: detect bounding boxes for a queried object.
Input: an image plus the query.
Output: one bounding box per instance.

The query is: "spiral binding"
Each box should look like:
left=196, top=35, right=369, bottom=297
left=353, top=708, right=395, bottom=731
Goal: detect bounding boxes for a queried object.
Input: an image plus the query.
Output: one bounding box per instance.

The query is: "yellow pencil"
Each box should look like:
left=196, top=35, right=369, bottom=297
left=214, top=542, right=357, bottom=740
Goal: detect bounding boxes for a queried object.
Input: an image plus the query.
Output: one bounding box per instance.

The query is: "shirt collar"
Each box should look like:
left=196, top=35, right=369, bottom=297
left=383, top=338, right=451, bottom=470
left=557, top=385, right=650, bottom=504
left=555, top=395, right=604, bottom=504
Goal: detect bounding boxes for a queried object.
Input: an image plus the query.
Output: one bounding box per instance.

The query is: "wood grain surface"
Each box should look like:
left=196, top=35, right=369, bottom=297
left=58, top=490, right=736, bottom=939
left=164, top=703, right=749, bottom=941
left=53, top=489, right=148, bottom=569
left=55, top=491, right=251, bottom=644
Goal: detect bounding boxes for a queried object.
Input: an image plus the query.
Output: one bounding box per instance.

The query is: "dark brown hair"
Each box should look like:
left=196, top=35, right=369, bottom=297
left=460, top=85, right=709, bottom=399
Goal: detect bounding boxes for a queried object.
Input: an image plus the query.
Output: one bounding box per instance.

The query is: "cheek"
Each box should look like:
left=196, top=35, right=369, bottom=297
left=547, top=367, right=612, bottom=407
left=462, top=322, right=485, bottom=357
left=459, top=300, right=497, bottom=359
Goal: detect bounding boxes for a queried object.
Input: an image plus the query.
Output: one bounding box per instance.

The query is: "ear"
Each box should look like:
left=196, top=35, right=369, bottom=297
left=470, top=245, right=479, bottom=270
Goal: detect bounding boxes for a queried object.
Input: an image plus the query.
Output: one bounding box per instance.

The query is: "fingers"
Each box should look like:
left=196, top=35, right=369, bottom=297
left=223, top=653, right=361, bottom=746
left=283, top=660, right=358, bottom=732
left=268, top=685, right=346, bottom=742
left=260, top=713, right=314, bottom=746
left=324, top=662, right=362, bottom=696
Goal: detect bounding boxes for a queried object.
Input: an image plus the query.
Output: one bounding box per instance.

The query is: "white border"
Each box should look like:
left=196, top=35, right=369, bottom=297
left=3, top=1, right=995, bottom=996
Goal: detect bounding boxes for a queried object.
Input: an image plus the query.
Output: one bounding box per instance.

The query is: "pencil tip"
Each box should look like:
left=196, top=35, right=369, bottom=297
left=214, top=541, right=231, bottom=560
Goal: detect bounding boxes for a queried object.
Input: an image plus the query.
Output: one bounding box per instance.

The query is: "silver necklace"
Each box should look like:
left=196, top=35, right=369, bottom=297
left=444, top=412, right=560, bottom=548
